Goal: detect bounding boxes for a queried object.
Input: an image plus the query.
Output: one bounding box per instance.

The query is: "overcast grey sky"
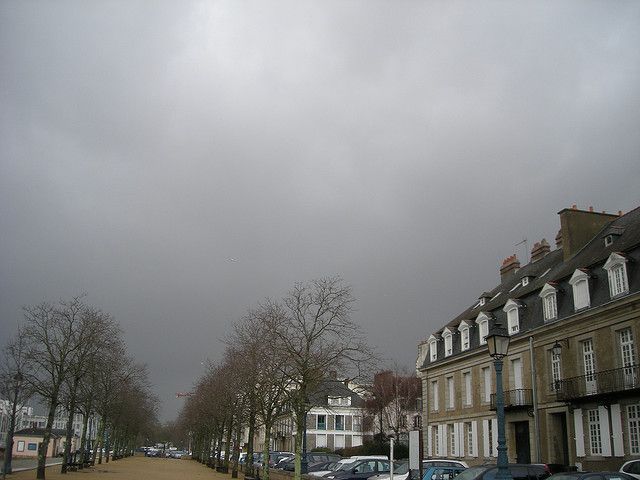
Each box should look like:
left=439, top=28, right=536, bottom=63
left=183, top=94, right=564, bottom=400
left=1, top=1, right=639, bottom=420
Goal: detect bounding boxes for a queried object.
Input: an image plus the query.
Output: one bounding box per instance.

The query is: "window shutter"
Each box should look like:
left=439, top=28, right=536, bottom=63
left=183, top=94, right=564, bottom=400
left=472, top=421, right=478, bottom=457
left=482, top=419, right=490, bottom=458
left=599, top=405, right=612, bottom=456
left=427, top=427, right=433, bottom=456
left=441, top=424, right=448, bottom=456
left=491, top=418, right=498, bottom=457
left=457, top=423, right=464, bottom=457
left=574, top=409, right=585, bottom=457
left=610, top=404, right=624, bottom=456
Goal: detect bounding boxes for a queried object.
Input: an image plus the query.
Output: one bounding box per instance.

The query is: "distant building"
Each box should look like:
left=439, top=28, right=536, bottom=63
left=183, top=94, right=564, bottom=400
left=12, top=427, right=78, bottom=458
left=267, top=375, right=373, bottom=453
left=417, top=205, right=640, bottom=471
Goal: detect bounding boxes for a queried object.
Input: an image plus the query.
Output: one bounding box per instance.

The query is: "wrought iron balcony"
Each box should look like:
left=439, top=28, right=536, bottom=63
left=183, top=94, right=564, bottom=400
left=554, top=365, right=639, bottom=402
left=490, top=388, right=533, bottom=410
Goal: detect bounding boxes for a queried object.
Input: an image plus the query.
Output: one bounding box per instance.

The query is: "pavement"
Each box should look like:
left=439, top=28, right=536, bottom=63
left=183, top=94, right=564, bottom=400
left=7, top=455, right=233, bottom=480
left=8, top=457, right=63, bottom=472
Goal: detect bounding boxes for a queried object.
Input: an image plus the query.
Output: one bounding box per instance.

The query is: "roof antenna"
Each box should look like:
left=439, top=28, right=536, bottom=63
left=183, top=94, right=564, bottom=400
left=515, top=238, right=529, bottom=264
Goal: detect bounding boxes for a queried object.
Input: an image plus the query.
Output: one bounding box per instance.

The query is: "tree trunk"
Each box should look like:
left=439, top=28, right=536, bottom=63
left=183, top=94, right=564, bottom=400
left=78, top=406, right=91, bottom=468
left=224, top=421, right=232, bottom=473
left=262, top=419, right=273, bottom=480
left=37, top=399, right=59, bottom=480
left=2, top=384, right=20, bottom=476
left=61, top=390, right=79, bottom=474
left=232, top=414, right=241, bottom=478
left=245, top=412, right=256, bottom=478
left=293, top=410, right=305, bottom=480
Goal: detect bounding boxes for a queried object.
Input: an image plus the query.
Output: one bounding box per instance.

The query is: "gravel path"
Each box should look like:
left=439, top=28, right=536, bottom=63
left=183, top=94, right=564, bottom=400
left=8, top=456, right=229, bottom=480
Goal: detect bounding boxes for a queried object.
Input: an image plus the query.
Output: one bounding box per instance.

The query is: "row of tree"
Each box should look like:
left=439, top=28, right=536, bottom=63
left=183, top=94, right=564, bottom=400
left=176, top=276, right=375, bottom=480
left=1, top=295, right=157, bottom=480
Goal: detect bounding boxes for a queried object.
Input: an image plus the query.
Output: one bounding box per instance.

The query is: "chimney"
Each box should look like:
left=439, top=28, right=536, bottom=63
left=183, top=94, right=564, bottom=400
left=558, top=205, right=618, bottom=260
left=530, top=238, right=551, bottom=262
left=555, top=230, right=562, bottom=248
left=500, top=255, right=520, bottom=283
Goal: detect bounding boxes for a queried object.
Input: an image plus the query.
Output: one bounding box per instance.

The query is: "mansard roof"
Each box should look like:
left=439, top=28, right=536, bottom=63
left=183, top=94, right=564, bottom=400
left=420, top=206, right=640, bottom=368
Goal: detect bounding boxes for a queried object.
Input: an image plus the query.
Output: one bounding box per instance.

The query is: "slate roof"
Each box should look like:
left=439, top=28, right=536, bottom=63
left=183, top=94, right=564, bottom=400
left=307, top=379, right=364, bottom=408
left=15, top=428, right=66, bottom=438
left=419, top=205, right=640, bottom=368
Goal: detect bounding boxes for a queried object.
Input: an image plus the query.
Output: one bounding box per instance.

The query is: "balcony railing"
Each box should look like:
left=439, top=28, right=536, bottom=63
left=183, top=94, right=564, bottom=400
left=554, top=365, right=639, bottom=402
left=490, top=388, right=533, bottom=410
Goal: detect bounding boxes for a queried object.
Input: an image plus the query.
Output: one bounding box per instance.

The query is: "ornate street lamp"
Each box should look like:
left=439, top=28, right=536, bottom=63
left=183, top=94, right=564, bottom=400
left=486, top=324, right=512, bottom=480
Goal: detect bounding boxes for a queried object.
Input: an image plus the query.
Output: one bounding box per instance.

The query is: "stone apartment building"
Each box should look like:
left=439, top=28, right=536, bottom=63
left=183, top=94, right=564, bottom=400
left=416, top=205, right=640, bottom=471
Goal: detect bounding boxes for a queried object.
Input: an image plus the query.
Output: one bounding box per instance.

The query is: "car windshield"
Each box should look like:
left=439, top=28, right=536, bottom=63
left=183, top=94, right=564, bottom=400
left=453, top=466, right=489, bottom=480
left=337, top=461, right=358, bottom=471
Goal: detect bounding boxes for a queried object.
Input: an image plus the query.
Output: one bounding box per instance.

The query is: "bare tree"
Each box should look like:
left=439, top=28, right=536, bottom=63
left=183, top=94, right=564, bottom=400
left=1, top=331, right=31, bottom=478
left=276, top=277, right=376, bottom=480
left=21, top=296, right=90, bottom=480
left=364, top=369, right=421, bottom=443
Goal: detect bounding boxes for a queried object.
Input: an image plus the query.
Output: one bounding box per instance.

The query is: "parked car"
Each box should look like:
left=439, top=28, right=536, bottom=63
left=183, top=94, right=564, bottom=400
left=270, top=452, right=295, bottom=467
left=369, top=460, right=411, bottom=480
left=280, top=452, right=342, bottom=471
left=548, top=473, right=636, bottom=480
left=423, top=460, right=469, bottom=469
left=324, top=458, right=392, bottom=480
left=310, top=460, right=347, bottom=477
left=422, top=465, right=467, bottom=480
left=621, top=460, right=640, bottom=480
left=170, top=450, right=186, bottom=459
left=452, top=464, right=551, bottom=480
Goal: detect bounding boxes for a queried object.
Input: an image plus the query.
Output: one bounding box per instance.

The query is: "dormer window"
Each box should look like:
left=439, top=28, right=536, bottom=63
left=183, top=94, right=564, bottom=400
left=539, top=283, right=558, bottom=322
left=522, top=277, right=530, bottom=287
left=458, top=321, right=471, bottom=351
left=604, top=226, right=624, bottom=247
left=429, top=335, right=438, bottom=362
left=503, top=299, right=522, bottom=334
left=479, top=297, right=486, bottom=306
left=475, top=312, right=491, bottom=345
left=569, top=269, right=591, bottom=311
left=605, top=235, right=614, bottom=247
left=443, top=328, right=453, bottom=357
left=604, top=252, right=629, bottom=298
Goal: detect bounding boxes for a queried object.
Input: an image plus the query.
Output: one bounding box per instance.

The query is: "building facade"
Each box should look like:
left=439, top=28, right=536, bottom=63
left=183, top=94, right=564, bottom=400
left=268, top=378, right=372, bottom=454
left=417, top=205, right=640, bottom=471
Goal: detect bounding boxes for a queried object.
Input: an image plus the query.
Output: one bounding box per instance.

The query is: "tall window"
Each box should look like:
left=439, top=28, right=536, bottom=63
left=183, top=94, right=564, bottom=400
left=463, top=371, right=472, bottom=406
left=431, top=380, right=439, bottom=411
left=317, top=414, right=326, bottom=430
left=628, top=404, right=640, bottom=455
left=465, top=422, right=474, bottom=457
left=443, top=329, right=453, bottom=357
left=476, top=313, right=490, bottom=345
left=583, top=339, right=597, bottom=395
left=540, top=284, right=558, bottom=322
left=543, top=293, right=557, bottom=321
left=447, top=376, right=455, bottom=409
left=353, top=415, right=362, bottom=432
left=569, top=269, right=590, bottom=310
left=335, top=415, right=344, bottom=431
left=487, top=421, right=494, bottom=457
left=588, top=409, right=602, bottom=455
left=433, top=426, right=440, bottom=457
left=551, top=350, right=562, bottom=391
left=459, top=322, right=471, bottom=351
left=448, top=424, right=456, bottom=456
left=620, top=328, right=637, bottom=388
left=503, top=300, right=520, bottom=334
left=482, top=367, right=492, bottom=403
left=430, top=337, right=438, bottom=362
left=604, top=253, right=629, bottom=298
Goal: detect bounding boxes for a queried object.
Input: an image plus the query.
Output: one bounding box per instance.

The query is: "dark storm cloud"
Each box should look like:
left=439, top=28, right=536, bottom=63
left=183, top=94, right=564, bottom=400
left=1, top=0, right=639, bottom=419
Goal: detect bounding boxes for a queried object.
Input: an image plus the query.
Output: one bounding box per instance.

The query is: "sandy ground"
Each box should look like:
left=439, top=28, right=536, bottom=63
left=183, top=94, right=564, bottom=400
left=7, top=456, right=232, bottom=480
